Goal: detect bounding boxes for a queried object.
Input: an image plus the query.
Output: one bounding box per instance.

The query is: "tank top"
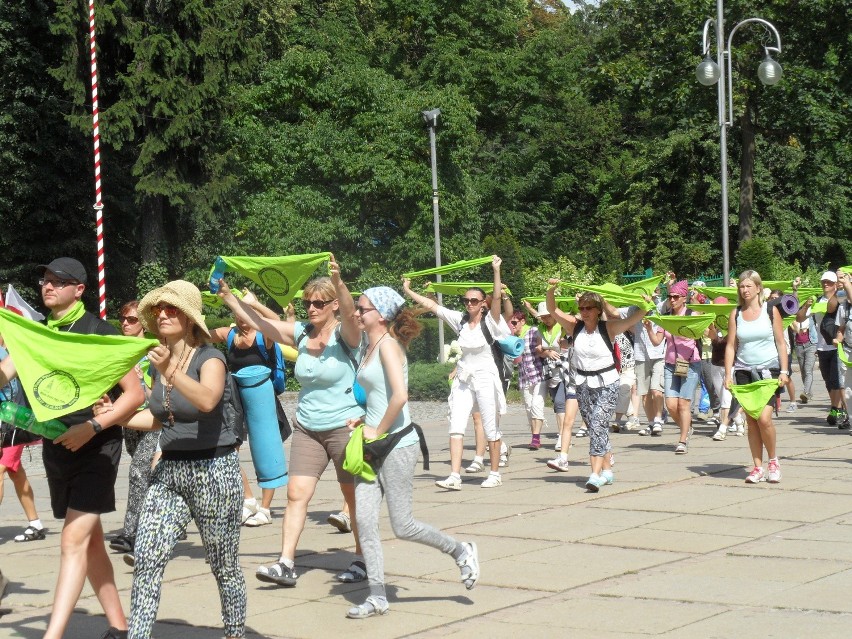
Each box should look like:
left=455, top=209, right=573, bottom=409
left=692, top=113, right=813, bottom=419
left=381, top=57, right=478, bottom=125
left=356, top=341, right=417, bottom=449
left=735, top=302, right=779, bottom=369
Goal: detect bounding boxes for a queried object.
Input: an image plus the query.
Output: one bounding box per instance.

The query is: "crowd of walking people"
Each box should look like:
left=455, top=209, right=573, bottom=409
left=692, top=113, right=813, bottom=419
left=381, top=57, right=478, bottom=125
left=1, top=254, right=850, bottom=638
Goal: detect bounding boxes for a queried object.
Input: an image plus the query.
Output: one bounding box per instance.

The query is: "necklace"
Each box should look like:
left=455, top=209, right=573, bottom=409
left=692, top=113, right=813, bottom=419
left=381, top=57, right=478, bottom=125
left=358, top=332, right=390, bottom=374
left=163, top=343, right=194, bottom=428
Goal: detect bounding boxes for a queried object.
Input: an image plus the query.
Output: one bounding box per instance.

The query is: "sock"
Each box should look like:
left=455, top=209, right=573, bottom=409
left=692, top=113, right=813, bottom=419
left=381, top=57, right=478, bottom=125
left=29, top=519, right=43, bottom=530
left=450, top=472, right=461, bottom=481
left=472, top=455, right=484, bottom=464
left=489, top=470, right=500, bottom=478
left=278, top=556, right=295, bottom=569
left=244, top=497, right=257, bottom=507
left=559, top=452, right=568, bottom=461
left=451, top=543, right=466, bottom=561
left=769, top=457, right=778, bottom=463
left=531, top=434, right=540, bottom=443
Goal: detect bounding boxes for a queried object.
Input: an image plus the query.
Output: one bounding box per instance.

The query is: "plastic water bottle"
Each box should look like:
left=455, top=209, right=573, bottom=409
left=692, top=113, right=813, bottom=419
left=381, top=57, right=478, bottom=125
left=0, top=402, right=67, bottom=440
left=209, top=256, right=227, bottom=294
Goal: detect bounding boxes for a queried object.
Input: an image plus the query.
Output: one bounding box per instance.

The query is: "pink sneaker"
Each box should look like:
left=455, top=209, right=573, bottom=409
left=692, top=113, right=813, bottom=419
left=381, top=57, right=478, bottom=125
left=766, top=459, right=781, bottom=483
left=745, top=466, right=765, bottom=484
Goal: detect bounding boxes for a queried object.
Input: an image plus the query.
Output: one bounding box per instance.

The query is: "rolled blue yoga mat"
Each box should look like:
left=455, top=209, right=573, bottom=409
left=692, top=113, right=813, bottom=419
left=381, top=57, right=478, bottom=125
left=233, top=365, right=288, bottom=489
left=497, top=336, right=524, bottom=358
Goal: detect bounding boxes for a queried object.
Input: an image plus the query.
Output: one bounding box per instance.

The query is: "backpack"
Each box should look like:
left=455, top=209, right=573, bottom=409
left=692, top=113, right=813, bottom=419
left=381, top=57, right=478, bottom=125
left=820, top=304, right=839, bottom=344
left=227, top=328, right=287, bottom=394
left=477, top=316, right=513, bottom=392
left=572, top=320, right=622, bottom=373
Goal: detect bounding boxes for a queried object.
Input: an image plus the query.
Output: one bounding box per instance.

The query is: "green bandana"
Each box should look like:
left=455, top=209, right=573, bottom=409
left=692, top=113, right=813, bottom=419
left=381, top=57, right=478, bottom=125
left=521, top=297, right=578, bottom=313
left=730, top=379, right=781, bottom=419
left=45, top=301, right=86, bottom=331
left=687, top=303, right=738, bottom=333
left=210, top=253, right=330, bottom=309
left=0, top=308, right=158, bottom=421
left=423, top=281, right=512, bottom=296
left=650, top=314, right=716, bottom=339
left=623, top=275, right=664, bottom=297
left=403, top=257, right=493, bottom=279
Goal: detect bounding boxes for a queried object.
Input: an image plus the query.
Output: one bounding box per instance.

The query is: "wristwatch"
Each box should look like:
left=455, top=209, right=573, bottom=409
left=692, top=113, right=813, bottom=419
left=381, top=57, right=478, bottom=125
left=89, top=418, right=104, bottom=434
left=779, top=370, right=790, bottom=376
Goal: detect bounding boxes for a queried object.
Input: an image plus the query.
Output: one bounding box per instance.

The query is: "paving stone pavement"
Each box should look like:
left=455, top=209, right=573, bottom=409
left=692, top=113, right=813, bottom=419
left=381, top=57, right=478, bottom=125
left=2, top=387, right=852, bottom=638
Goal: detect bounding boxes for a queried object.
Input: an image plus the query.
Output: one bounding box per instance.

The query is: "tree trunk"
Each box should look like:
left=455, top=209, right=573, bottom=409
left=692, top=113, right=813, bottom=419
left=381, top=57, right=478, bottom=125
left=140, top=195, right=165, bottom=263
left=738, top=97, right=757, bottom=243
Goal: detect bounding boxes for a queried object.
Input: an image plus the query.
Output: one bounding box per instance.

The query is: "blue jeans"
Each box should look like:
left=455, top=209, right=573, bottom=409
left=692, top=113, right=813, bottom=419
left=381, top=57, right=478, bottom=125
left=664, top=361, right=701, bottom=401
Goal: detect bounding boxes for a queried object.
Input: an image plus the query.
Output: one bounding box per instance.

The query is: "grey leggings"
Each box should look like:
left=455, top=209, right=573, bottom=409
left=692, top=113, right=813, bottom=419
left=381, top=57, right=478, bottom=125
left=129, top=451, right=245, bottom=638
left=355, top=444, right=465, bottom=599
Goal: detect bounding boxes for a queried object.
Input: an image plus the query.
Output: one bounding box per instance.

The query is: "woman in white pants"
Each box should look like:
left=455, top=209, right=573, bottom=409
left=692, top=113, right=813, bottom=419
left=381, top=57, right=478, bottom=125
left=403, top=256, right=509, bottom=489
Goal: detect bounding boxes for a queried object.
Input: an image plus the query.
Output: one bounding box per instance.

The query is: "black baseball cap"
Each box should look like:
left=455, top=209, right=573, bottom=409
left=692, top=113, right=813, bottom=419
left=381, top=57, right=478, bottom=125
left=37, top=257, right=88, bottom=285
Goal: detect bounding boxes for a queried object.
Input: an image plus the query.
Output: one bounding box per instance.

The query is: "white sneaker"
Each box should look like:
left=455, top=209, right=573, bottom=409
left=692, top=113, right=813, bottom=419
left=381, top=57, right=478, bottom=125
left=786, top=402, right=798, bottom=413
left=712, top=426, right=727, bottom=441
left=554, top=434, right=562, bottom=451
left=481, top=473, right=502, bottom=488
left=436, top=475, right=462, bottom=490
left=546, top=456, right=570, bottom=472
left=732, top=415, right=745, bottom=436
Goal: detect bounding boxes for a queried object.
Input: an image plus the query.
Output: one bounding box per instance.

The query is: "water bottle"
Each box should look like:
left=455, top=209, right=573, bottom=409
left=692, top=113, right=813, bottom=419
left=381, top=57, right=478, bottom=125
left=0, top=402, right=67, bottom=440
left=209, top=256, right=228, bottom=294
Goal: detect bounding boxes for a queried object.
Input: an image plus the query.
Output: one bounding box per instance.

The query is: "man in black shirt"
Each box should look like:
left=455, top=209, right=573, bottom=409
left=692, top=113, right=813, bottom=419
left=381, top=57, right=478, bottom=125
left=0, top=257, right=144, bottom=639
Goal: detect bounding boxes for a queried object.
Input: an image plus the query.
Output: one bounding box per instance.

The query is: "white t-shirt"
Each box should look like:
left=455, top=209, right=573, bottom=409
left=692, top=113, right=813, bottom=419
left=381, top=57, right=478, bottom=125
left=572, top=324, right=620, bottom=388
left=436, top=307, right=511, bottom=376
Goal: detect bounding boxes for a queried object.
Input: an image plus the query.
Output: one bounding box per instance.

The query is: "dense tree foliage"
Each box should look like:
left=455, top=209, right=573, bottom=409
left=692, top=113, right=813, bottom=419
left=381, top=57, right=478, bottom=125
left=0, top=0, right=848, bottom=312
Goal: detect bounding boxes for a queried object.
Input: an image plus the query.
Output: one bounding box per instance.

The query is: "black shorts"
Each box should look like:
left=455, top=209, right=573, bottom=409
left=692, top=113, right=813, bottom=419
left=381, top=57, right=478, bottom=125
left=817, top=349, right=842, bottom=391
left=734, top=369, right=782, bottom=407
left=42, top=436, right=122, bottom=519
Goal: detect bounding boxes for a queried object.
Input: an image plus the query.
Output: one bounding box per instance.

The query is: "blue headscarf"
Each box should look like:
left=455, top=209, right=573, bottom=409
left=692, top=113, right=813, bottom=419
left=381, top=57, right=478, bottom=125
left=363, top=286, right=405, bottom=322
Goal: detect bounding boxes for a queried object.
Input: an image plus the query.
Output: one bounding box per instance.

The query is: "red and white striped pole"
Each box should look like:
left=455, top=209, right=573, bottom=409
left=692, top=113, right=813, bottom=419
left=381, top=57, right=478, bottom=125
left=88, top=0, right=106, bottom=318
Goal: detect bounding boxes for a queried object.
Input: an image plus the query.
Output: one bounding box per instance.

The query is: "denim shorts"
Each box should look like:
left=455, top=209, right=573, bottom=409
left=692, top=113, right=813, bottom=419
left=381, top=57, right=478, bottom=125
left=663, top=361, right=702, bottom=400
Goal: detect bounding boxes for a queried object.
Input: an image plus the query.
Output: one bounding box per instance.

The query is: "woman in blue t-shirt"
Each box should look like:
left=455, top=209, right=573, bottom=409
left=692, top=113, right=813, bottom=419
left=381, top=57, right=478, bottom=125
left=344, top=286, right=480, bottom=619
left=218, top=255, right=366, bottom=588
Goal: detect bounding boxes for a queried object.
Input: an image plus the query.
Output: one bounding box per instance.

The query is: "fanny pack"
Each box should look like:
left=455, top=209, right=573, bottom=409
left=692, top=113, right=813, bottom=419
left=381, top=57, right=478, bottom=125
left=344, top=423, right=430, bottom=481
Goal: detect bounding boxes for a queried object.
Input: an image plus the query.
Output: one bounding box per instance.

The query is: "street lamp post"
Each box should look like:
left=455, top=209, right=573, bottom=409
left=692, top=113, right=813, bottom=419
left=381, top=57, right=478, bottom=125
left=422, top=108, right=446, bottom=363
left=696, top=1, right=782, bottom=285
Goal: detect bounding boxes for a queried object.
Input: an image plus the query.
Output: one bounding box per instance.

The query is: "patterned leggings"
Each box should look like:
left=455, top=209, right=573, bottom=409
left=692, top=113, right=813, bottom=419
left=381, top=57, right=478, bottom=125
left=129, top=451, right=245, bottom=639
left=576, top=382, right=619, bottom=457
left=355, top=444, right=464, bottom=599
left=123, top=430, right=159, bottom=539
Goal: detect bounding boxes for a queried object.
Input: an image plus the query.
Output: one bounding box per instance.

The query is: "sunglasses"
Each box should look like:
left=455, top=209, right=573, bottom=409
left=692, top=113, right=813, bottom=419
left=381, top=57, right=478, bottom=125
left=461, top=297, right=485, bottom=305
left=509, top=320, right=521, bottom=325
left=668, top=294, right=683, bottom=300
left=119, top=315, right=140, bottom=324
left=578, top=306, right=597, bottom=311
left=150, top=304, right=180, bottom=318
left=302, top=299, right=336, bottom=310
left=355, top=306, right=376, bottom=315
left=39, top=278, right=78, bottom=290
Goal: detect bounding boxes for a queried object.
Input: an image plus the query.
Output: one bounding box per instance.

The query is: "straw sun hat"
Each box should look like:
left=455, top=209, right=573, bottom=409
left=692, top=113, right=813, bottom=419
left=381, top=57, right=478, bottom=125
left=138, top=280, right=210, bottom=337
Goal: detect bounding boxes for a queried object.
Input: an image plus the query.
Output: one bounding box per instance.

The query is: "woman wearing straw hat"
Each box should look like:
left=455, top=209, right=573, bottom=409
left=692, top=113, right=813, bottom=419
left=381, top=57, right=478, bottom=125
left=108, top=280, right=246, bottom=639
left=217, top=255, right=366, bottom=587
left=724, top=270, right=788, bottom=484
left=344, top=286, right=480, bottom=618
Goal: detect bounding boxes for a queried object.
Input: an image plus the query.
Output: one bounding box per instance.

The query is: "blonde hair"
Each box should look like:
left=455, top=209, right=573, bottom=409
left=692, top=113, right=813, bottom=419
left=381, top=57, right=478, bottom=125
left=737, top=270, right=765, bottom=306
left=577, top=292, right=604, bottom=314
left=302, top=276, right=336, bottom=301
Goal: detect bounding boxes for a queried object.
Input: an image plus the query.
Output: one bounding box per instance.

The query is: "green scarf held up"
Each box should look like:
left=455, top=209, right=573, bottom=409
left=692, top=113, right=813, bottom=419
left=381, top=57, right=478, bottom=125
left=210, top=253, right=330, bottom=309
left=403, top=257, right=493, bottom=279
left=729, top=379, right=781, bottom=419
left=0, top=308, right=158, bottom=421
left=45, top=300, right=86, bottom=331
left=521, top=297, right=578, bottom=314
left=562, top=282, right=656, bottom=311
left=623, top=275, right=664, bottom=297
left=423, top=281, right=512, bottom=296
left=647, top=313, right=716, bottom=339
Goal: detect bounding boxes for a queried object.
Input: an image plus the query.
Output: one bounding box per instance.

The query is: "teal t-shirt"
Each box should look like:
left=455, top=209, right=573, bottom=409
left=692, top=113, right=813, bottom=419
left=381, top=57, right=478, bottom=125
left=356, top=342, right=417, bottom=449
left=294, top=322, right=364, bottom=431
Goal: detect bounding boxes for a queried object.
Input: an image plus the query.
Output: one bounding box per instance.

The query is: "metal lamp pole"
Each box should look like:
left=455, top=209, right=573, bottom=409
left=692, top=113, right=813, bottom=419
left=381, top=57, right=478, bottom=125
left=422, top=108, right=446, bottom=363
left=697, top=0, right=783, bottom=285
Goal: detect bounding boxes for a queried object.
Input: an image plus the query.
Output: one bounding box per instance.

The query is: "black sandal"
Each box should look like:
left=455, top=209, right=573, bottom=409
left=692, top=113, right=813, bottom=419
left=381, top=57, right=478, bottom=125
left=336, top=560, right=367, bottom=583
left=15, top=526, right=46, bottom=542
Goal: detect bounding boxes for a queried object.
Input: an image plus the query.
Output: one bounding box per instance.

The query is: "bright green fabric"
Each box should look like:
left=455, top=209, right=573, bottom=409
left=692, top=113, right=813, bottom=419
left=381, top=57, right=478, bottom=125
left=693, top=286, right=738, bottom=300
left=623, top=275, right=664, bottom=297
left=0, top=308, right=158, bottom=421
left=522, top=297, right=578, bottom=313
left=810, top=301, right=828, bottom=314
left=687, top=303, right=737, bottom=333
left=201, top=288, right=243, bottom=308
left=403, top=257, right=493, bottom=279
left=562, top=282, right=655, bottom=310
left=838, top=344, right=852, bottom=366
left=211, top=253, right=330, bottom=308
left=343, top=425, right=377, bottom=481
left=649, top=314, right=716, bottom=339
left=730, top=379, right=781, bottom=419
left=45, top=301, right=85, bottom=331
left=423, top=281, right=511, bottom=296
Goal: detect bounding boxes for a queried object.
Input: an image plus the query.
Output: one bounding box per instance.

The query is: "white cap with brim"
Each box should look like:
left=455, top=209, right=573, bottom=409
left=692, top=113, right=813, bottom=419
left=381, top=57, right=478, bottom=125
left=821, top=271, right=837, bottom=283
left=537, top=301, right=550, bottom=317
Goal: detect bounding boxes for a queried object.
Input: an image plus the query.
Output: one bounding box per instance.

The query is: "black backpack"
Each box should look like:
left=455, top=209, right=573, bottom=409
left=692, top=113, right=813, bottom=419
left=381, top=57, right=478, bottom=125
left=572, top=319, right=621, bottom=374
left=820, top=304, right=839, bottom=343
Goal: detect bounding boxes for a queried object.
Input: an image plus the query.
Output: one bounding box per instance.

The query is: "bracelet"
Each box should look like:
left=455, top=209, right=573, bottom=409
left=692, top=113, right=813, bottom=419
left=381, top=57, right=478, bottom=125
left=89, top=418, right=104, bottom=433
